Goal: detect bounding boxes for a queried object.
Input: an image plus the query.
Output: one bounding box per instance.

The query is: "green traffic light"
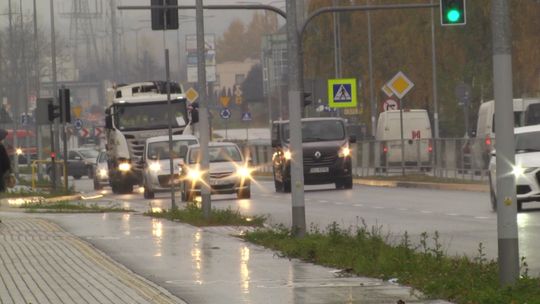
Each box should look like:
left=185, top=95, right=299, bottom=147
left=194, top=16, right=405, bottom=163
left=446, top=9, right=461, bottom=23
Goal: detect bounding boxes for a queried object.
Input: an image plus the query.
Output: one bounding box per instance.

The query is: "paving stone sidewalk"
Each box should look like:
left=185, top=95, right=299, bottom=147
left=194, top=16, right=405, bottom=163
left=0, top=217, right=186, bottom=304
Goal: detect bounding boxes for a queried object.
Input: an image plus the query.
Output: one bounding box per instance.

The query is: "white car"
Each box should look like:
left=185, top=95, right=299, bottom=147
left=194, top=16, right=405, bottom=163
left=142, top=135, right=199, bottom=199
left=93, top=151, right=109, bottom=190
left=489, top=125, right=540, bottom=211
left=180, top=142, right=252, bottom=202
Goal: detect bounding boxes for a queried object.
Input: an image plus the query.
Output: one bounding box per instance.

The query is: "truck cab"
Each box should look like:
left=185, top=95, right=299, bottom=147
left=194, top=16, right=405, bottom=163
left=104, top=81, right=195, bottom=194
left=271, top=117, right=355, bottom=192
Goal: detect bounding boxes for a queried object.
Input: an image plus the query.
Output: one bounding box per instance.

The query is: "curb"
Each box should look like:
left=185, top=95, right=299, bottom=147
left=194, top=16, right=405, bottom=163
left=44, top=194, right=82, bottom=203
left=354, top=179, right=488, bottom=192
left=0, top=194, right=82, bottom=208
left=254, top=173, right=488, bottom=193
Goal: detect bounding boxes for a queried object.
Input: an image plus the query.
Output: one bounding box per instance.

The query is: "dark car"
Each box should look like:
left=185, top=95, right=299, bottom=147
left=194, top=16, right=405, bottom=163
left=47, top=148, right=99, bottom=180
left=271, top=118, right=355, bottom=192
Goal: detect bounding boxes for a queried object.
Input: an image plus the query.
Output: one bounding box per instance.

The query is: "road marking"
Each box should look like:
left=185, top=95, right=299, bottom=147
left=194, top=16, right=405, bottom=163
left=420, top=210, right=433, bottom=214
left=353, top=204, right=363, bottom=207
left=445, top=213, right=459, bottom=216
left=474, top=216, right=489, bottom=220
left=372, top=206, right=384, bottom=209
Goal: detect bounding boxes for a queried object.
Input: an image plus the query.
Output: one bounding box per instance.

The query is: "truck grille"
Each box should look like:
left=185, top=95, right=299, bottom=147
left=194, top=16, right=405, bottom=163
left=158, top=174, right=181, bottom=187
left=517, top=185, right=532, bottom=195
left=304, top=152, right=338, bottom=167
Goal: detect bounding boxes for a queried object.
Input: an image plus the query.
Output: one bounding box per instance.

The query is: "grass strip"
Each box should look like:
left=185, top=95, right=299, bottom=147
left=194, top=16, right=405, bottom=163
left=21, top=201, right=133, bottom=213
left=244, top=222, right=539, bottom=304
left=145, top=204, right=265, bottom=227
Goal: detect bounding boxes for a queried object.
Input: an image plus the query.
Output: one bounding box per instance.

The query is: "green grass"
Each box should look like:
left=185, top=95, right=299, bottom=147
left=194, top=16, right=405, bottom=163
left=145, top=203, right=265, bottom=227
left=21, top=201, right=133, bottom=213
left=244, top=222, right=540, bottom=304
left=361, top=174, right=486, bottom=185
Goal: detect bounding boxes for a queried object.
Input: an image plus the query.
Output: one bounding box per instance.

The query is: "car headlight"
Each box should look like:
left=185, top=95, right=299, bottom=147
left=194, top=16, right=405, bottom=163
left=514, top=166, right=538, bottom=176
left=339, top=146, right=351, bottom=158
left=149, top=162, right=161, bottom=172
left=118, top=162, right=131, bottom=172
left=284, top=150, right=292, bottom=160
left=237, top=166, right=252, bottom=179
left=99, top=169, right=108, bottom=178
left=188, top=168, right=201, bottom=181
left=15, top=148, right=23, bottom=155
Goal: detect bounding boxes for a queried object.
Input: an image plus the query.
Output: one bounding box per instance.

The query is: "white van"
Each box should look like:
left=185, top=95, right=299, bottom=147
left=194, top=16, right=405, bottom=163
left=375, top=110, right=432, bottom=169
left=473, top=98, right=540, bottom=169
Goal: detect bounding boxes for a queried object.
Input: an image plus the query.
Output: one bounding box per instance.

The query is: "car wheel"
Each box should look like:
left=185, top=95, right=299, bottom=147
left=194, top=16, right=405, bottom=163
left=144, top=187, right=155, bottom=199
left=121, top=183, right=133, bottom=194
left=274, top=179, right=282, bottom=193
left=87, top=166, right=94, bottom=178
left=283, top=180, right=291, bottom=193
left=93, top=178, right=102, bottom=190
left=335, top=180, right=344, bottom=189
left=343, top=177, right=353, bottom=189
left=237, top=187, right=251, bottom=199
left=111, top=183, right=120, bottom=194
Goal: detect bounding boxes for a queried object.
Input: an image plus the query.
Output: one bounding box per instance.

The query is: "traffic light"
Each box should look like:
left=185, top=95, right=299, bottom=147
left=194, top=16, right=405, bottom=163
left=151, top=0, right=179, bottom=30
left=303, top=92, right=312, bottom=107
left=47, top=102, right=58, bottom=122
left=59, top=88, right=71, bottom=123
left=440, top=0, right=466, bottom=26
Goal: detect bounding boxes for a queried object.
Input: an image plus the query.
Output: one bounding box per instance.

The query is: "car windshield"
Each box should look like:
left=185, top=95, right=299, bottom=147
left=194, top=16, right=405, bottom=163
left=79, top=149, right=99, bottom=159
left=147, top=139, right=198, bottom=160
left=515, top=131, right=540, bottom=153
left=114, top=100, right=187, bottom=131
left=281, top=120, right=346, bottom=142
left=189, top=146, right=242, bottom=164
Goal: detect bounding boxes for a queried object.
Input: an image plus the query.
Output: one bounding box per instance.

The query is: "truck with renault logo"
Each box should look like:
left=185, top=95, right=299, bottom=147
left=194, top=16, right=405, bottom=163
left=271, top=117, right=356, bottom=192
left=104, top=81, right=197, bottom=194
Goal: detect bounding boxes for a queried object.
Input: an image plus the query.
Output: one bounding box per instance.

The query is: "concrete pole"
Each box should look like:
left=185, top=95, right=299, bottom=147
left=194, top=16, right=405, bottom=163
left=430, top=0, right=440, bottom=176
left=491, top=0, right=519, bottom=286
left=332, top=0, right=342, bottom=79
left=33, top=0, right=43, bottom=179
left=110, top=0, right=118, bottom=81
left=20, top=0, right=31, bottom=169
left=366, top=1, right=376, bottom=137
left=8, top=0, right=19, bottom=177
left=286, top=0, right=306, bottom=237
left=196, top=0, right=212, bottom=218
left=50, top=0, right=60, bottom=189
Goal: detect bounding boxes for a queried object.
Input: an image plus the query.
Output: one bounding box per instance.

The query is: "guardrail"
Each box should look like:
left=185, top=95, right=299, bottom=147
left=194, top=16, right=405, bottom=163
left=230, top=137, right=492, bottom=182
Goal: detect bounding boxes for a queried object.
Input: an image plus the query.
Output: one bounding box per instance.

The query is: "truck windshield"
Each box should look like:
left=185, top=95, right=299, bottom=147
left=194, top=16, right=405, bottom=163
left=114, top=100, right=187, bottom=131
left=515, top=131, right=540, bottom=153
left=282, top=120, right=346, bottom=143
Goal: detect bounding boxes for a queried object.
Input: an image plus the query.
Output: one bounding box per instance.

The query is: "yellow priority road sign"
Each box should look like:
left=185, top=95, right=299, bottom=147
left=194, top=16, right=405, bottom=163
left=185, top=87, right=199, bottom=103
left=327, top=78, right=357, bottom=108
left=387, top=71, right=414, bottom=99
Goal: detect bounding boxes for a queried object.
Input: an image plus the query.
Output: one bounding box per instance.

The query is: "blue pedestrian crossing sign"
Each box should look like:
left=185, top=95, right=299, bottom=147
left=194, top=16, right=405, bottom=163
left=242, top=112, right=252, bottom=121
left=220, top=108, right=231, bottom=120
left=328, top=78, right=358, bottom=108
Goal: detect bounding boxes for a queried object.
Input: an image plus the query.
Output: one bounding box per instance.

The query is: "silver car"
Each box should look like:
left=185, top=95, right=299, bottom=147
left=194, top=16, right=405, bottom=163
left=93, top=151, right=109, bottom=190
left=142, top=135, right=199, bottom=199
left=181, top=142, right=252, bottom=202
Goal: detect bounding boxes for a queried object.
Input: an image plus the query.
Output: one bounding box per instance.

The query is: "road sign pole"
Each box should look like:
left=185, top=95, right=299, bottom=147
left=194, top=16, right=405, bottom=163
left=492, top=0, right=519, bottom=286
left=60, top=86, right=69, bottom=191
left=196, top=0, right=212, bottom=219
left=399, top=99, right=405, bottom=176
left=165, top=49, right=177, bottom=210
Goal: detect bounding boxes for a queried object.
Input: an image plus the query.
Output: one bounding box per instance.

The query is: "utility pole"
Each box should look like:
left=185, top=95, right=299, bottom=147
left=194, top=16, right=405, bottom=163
left=287, top=0, right=306, bottom=237
left=367, top=0, right=376, bottom=137
left=50, top=0, right=60, bottom=189
left=33, top=0, right=43, bottom=179
left=20, top=0, right=31, bottom=169
left=110, top=0, right=118, bottom=81
left=196, top=0, right=212, bottom=219
left=8, top=0, right=20, bottom=178
left=492, top=0, right=519, bottom=286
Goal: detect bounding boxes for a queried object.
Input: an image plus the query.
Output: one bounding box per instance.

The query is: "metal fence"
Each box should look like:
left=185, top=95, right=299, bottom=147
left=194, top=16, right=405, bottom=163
left=233, top=137, right=492, bottom=181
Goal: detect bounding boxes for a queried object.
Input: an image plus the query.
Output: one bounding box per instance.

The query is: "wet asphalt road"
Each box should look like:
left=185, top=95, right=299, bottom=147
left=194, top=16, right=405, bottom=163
left=70, top=178, right=540, bottom=277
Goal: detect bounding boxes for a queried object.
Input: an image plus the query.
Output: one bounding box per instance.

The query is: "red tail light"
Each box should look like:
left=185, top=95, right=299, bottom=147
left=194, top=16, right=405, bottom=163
left=485, top=136, right=492, bottom=147
left=382, top=143, right=388, bottom=153
left=428, top=140, right=433, bottom=153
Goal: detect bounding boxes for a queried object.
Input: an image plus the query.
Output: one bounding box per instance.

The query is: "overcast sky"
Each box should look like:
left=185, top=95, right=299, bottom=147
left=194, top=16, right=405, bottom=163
left=0, top=0, right=286, bottom=59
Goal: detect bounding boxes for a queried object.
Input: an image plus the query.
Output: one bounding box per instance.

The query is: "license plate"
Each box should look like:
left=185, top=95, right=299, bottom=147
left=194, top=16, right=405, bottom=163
left=210, top=179, right=226, bottom=186
left=310, top=167, right=329, bottom=173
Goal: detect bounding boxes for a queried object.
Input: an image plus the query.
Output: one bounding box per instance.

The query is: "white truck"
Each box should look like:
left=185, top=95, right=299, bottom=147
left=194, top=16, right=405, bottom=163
left=104, top=81, right=197, bottom=194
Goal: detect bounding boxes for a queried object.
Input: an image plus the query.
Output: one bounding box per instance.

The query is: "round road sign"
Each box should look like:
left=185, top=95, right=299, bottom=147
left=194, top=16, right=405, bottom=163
left=220, top=108, right=231, bottom=120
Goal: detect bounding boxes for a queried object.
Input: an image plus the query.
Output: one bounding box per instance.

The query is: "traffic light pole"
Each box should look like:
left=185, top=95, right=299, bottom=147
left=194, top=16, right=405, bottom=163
left=60, top=86, right=69, bottom=191
left=491, top=0, right=519, bottom=286
left=50, top=0, right=60, bottom=190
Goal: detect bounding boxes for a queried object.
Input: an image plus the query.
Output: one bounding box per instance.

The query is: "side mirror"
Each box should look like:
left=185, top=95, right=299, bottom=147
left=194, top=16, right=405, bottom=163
left=349, top=135, right=357, bottom=144
left=271, top=139, right=280, bottom=148
left=105, top=115, right=113, bottom=129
